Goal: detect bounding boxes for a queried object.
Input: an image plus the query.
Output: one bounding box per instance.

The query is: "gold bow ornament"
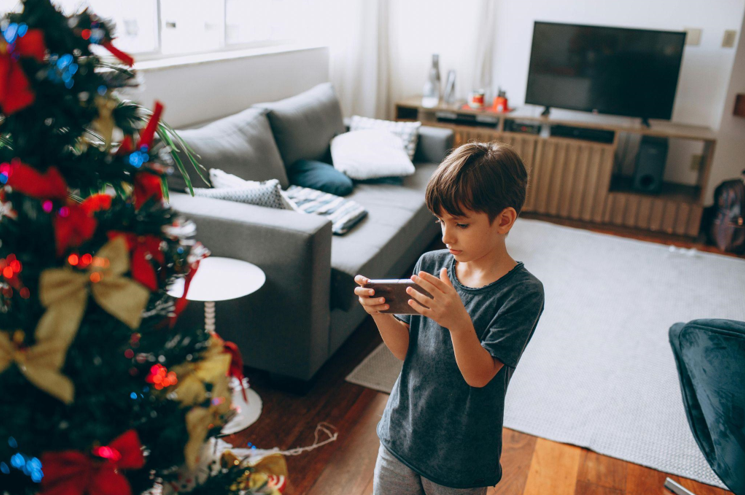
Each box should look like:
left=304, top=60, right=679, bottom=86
left=183, top=373, right=232, bottom=469
left=170, top=335, right=232, bottom=406
left=0, top=324, right=77, bottom=404
left=39, top=235, right=150, bottom=334
left=92, top=94, right=118, bottom=149
left=0, top=236, right=150, bottom=404
left=221, top=450, right=289, bottom=495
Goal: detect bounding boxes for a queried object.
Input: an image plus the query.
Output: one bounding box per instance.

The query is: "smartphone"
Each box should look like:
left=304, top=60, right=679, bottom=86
left=363, top=279, right=433, bottom=315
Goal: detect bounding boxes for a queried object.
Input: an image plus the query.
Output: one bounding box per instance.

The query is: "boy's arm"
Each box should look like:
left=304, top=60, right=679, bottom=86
left=449, top=325, right=504, bottom=388
left=372, top=314, right=410, bottom=361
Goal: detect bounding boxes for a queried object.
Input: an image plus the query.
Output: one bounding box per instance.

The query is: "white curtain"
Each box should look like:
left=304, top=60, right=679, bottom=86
left=471, top=0, right=498, bottom=103
left=311, top=0, right=391, bottom=119
left=309, top=0, right=496, bottom=119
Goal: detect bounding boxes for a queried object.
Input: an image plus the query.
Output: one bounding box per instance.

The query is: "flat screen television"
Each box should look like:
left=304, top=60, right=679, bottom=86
left=525, top=22, right=686, bottom=121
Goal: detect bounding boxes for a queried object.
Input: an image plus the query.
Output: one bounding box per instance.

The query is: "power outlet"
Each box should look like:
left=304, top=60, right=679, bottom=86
left=685, top=28, right=702, bottom=46
left=723, top=30, right=737, bottom=48
left=690, top=154, right=703, bottom=171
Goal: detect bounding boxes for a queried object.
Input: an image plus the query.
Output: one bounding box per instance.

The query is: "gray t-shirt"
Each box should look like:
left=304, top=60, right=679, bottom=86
left=377, top=249, right=545, bottom=489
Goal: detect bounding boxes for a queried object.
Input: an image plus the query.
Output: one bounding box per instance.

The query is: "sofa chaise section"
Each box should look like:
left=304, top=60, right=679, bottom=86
left=167, top=195, right=334, bottom=383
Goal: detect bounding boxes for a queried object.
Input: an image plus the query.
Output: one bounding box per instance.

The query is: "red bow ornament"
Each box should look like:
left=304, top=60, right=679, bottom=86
left=133, top=172, right=163, bottom=210
left=109, top=231, right=165, bottom=292
left=54, top=203, right=97, bottom=257
left=0, top=27, right=46, bottom=115
left=3, top=161, right=97, bottom=257
left=40, top=429, right=145, bottom=495
left=4, top=161, right=68, bottom=200
left=80, top=193, right=112, bottom=215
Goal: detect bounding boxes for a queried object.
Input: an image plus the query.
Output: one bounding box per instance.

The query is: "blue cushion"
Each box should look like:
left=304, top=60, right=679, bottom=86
left=287, top=159, right=354, bottom=196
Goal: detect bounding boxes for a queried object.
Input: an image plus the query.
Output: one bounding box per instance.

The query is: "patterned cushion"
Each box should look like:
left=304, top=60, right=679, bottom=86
left=207, top=169, right=296, bottom=209
left=349, top=115, right=421, bottom=160
left=191, top=179, right=293, bottom=210
left=285, top=185, right=367, bottom=235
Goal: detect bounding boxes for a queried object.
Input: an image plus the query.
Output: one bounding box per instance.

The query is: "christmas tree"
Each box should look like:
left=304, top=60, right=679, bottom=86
left=0, top=0, right=287, bottom=493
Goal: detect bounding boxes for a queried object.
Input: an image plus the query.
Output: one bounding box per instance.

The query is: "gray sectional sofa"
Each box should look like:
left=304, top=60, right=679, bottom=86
left=167, top=83, right=453, bottom=391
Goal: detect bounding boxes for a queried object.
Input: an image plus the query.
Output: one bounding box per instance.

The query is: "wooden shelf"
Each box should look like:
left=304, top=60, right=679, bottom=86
left=396, top=96, right=717, bottom=142
left=396, top=96, right=514, bottom=118
left=395, top=97, right=717, bottom=239
left=507, top=105, right=716, bottom=142
left=609, top=175, right=701, bottom=204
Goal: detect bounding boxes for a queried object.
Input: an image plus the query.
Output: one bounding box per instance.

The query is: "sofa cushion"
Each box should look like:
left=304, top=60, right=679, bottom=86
left=192, top=180, right=293, bottom=210
left=169, top=107, right=289, bottom=191
left=331, top=129, right=415, bottom=180
left=329, top=162, right=441, bottom=310
left=287, top=159, right=354, bottom=196
left=349, top=115, right=421, bottom=160
left=254, top=82, right=346, bottom=168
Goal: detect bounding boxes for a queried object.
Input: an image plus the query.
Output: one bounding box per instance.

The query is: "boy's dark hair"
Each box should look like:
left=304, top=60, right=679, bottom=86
left=425, top=142, right=528, bottom=223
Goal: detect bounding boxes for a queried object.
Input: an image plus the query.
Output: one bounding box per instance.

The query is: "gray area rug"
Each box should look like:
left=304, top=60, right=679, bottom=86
left=346, top=218, right=745, bottom=488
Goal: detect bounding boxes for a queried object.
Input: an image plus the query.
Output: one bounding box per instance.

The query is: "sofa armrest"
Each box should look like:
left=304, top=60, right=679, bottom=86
left=414, top=125, right=454, bottom=164
left=168, top=193, right=333, bottom=381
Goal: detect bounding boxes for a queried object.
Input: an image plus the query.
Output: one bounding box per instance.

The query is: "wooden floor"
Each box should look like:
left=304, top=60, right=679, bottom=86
left=229, top=218, right=740, bottom=495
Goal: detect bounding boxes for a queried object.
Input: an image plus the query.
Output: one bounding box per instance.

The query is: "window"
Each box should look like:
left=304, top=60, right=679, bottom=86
left=0, top=0, right=313, bottom=59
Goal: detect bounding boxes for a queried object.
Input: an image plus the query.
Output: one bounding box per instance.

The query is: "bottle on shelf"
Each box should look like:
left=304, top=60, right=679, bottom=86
left=422, top=54, right=441, bottom=108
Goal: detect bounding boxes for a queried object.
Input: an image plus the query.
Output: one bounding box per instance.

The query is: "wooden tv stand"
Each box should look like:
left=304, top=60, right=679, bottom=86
left=395, top=97, right=716, bottom=239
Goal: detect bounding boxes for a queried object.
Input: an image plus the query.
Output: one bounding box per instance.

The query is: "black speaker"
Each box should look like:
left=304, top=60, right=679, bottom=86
left=633, top=136, right=668, bottom=193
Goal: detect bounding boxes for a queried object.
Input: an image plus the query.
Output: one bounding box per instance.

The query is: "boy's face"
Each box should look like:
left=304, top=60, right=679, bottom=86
left=435, top=207, right=516, bottom=263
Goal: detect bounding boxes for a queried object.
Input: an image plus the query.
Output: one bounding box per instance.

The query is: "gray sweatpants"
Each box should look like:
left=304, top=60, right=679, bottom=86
left=373, top=444, right=489, bottom=495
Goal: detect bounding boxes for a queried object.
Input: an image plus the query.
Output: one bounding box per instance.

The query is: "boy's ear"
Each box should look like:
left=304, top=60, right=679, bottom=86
left=496, top=207, right=518, bottom=233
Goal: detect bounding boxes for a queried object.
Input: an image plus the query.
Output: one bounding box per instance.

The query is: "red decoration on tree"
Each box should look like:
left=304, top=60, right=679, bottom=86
left=222, top=339, right=248, bottom=401
left=138, top=101, right=164, bottom=150
left=100, top=41, right=134, bottom=67
left=80, top=193, right=112, bottom=215
left=165, top=258, right=200, bottom=329
left=5, top=162, right=68, bottom=200
left=116, top=135, right=134, bottom=155
left=53, top=203, right=97, bottom=257
left=133, top=172, right=163, bottom=210
left=40, top=429, right=145, bottom=495
left=109, top=231, right=164, bottom=291
left=0, top=29, right=46, bottom=114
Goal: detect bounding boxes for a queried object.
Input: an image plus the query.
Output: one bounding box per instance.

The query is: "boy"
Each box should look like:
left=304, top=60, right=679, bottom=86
left=354, top=142, right=545, bottom=494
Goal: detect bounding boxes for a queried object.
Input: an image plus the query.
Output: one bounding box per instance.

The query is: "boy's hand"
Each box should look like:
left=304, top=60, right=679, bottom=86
left=354, top=274, right=389, bottom=315
left=407, top=268, right=472, bottom=333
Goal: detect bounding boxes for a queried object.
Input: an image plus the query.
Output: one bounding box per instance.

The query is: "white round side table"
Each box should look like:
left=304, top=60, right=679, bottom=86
left=168, top=257, right=266, bottom=434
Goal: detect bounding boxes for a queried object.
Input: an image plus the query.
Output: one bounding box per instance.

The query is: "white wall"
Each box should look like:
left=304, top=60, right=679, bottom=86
left=134, top=46, right=329, bottom=128
left=389, top=1, right=745, bottom=203
left=709, top=12, right=745, bottom=203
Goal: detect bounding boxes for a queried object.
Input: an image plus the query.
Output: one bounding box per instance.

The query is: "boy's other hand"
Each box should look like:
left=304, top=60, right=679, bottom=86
left=354, top=274, right=389, bottom=315
left=407, top=268, right=471, bottom=332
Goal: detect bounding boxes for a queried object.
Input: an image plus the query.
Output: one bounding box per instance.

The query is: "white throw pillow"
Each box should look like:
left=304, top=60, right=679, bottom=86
left=330, top=130, right=415, bottom=180
left=206, top=169, right=297, bottom=210
left=349, top=115, right=421, bottom=160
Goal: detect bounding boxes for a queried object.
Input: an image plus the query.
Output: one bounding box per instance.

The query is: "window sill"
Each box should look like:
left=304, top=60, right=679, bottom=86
left=134, top=42, right=326, bottom=72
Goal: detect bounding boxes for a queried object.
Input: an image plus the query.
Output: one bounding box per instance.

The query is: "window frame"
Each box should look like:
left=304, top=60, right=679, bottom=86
left=44, top=0, right=301, bottom=64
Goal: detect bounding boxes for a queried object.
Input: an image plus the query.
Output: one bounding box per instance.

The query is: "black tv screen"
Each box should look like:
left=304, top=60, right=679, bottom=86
left=525, top=22, right=686, bottom=120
